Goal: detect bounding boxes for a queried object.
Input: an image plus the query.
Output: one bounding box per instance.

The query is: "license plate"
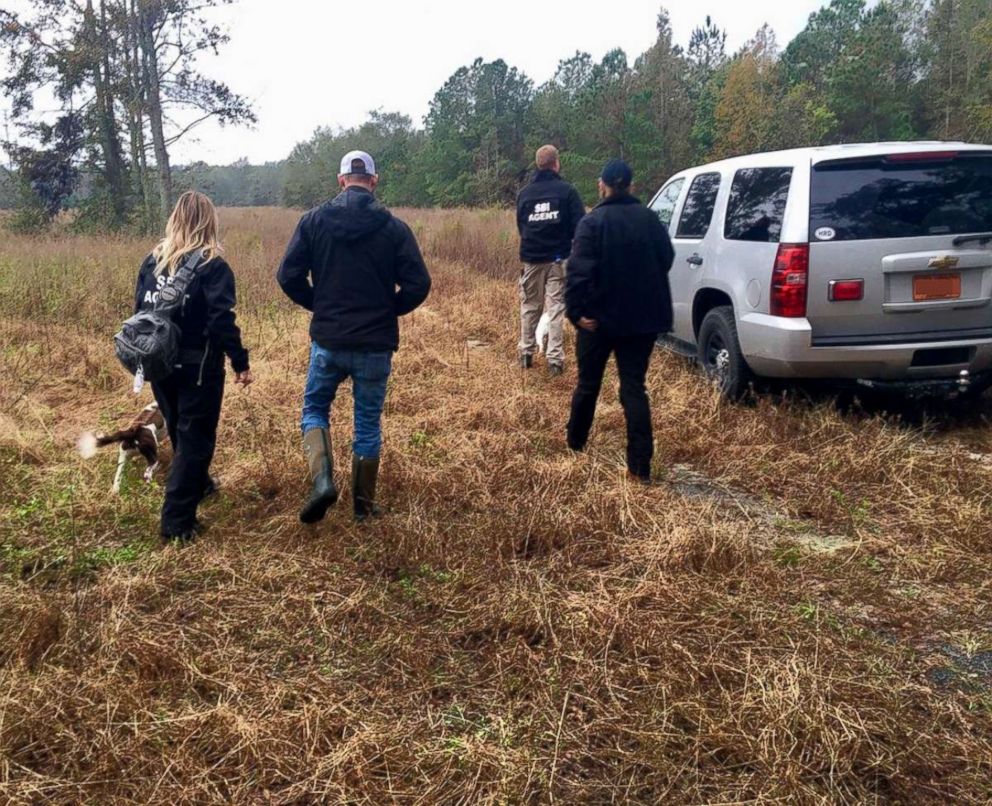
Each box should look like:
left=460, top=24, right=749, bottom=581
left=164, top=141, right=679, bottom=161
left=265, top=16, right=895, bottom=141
left=913, top=272, right=960, bottom=301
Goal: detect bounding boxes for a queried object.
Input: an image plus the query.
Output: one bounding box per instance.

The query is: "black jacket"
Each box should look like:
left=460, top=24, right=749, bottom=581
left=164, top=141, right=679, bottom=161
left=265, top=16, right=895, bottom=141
left=565, top=194, right=675, bottom=337
left=134, top=254, right=250, bottom=373
left=277, top=187, right=431, bottom=352
left=516, top=170, right=587, bottom=263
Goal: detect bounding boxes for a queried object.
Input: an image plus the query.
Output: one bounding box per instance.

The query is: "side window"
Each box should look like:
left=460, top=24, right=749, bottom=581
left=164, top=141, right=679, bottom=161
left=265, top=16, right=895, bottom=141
left=724, top=167, right=793, bottom=243
left=675, top=172, right=722, bottom=239
left=649, top=178, right=685, bottom=228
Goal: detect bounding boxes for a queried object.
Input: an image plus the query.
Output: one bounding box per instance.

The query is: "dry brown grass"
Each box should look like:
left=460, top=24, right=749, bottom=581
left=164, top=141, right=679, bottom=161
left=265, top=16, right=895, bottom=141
left=1, top=207, right=991, bottom=804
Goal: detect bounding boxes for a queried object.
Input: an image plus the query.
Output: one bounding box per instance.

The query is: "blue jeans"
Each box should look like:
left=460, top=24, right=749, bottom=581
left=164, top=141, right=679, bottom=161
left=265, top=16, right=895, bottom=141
left=301, top=343, right=393, bottom=458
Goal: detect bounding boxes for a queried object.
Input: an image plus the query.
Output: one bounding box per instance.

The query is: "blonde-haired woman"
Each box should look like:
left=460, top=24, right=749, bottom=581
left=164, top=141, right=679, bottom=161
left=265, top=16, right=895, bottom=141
left=133, top=191, right=253, bottom=545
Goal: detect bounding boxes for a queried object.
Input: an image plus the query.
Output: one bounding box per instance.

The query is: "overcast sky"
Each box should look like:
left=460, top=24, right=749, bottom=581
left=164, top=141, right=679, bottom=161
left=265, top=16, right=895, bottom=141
left=1, top=0, right=827, bottom=166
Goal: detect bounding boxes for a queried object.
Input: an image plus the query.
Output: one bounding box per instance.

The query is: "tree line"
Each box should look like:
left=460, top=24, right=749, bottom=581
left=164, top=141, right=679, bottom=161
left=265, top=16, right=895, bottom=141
left=3, top=0, right=992, bottom=223
left=284, top=0, right=992, bottom=209
left=0, top=165, right=15, bottom=207
left=0, top=0, right=254, bottom=231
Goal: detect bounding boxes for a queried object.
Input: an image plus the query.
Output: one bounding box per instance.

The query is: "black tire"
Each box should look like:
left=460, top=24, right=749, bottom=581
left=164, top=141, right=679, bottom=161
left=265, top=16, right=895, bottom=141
left=697, top=306, right=753, bottom=400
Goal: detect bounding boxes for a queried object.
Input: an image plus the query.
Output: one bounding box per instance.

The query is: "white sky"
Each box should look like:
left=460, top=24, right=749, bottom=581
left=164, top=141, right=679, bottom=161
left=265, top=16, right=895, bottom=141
left=1, top=0, right=827, bottom=166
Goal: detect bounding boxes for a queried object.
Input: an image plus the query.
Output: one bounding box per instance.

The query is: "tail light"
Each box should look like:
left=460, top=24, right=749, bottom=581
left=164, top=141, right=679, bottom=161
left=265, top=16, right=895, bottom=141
left=771, top=243, right=809, bottom=318
left=885, top=151, right=958, bottom=163
left=828, top=279, right=864, bottom=302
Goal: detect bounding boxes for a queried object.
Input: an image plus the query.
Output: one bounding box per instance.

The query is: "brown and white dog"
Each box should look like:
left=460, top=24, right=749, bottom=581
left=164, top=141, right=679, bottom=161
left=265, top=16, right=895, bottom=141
left=78, top=402, right=168, bottom=494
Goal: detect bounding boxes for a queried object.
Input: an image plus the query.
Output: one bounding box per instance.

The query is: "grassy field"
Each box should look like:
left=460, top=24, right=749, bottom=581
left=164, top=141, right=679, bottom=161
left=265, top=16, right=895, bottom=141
left=1, top=206, right=992, bottom=804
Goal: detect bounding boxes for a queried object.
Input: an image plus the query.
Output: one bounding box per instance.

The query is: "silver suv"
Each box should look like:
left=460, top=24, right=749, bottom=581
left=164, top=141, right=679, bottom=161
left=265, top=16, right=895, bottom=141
left=648, top=142, right=992, bottom=398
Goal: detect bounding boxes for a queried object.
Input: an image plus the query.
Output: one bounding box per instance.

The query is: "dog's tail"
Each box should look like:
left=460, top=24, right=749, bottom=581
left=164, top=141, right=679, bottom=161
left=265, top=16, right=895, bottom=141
left=77, top=429, right=131, bottom=459
left=77, top=432, right=99, bottom=459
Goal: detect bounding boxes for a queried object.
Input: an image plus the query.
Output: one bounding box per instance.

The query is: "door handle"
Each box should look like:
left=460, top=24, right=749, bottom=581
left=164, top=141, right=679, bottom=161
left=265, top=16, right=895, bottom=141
left=687, top=253, right=704, bottom=267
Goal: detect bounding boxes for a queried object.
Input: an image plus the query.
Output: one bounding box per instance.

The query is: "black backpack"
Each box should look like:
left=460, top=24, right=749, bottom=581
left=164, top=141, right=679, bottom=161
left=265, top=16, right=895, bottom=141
left=114, top=249, right=206, bottom=385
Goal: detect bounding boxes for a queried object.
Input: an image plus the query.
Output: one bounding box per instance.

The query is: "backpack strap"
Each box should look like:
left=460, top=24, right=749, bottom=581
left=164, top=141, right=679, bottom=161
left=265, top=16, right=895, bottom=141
left=154, top=249, right=207, bottom=313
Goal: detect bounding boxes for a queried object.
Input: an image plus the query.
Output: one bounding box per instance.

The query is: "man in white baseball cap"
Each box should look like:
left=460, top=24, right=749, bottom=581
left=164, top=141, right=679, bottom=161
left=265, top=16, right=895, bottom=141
left=278, top=149, right=432, bottom=525
left=339, top=150, right=376, bottom=181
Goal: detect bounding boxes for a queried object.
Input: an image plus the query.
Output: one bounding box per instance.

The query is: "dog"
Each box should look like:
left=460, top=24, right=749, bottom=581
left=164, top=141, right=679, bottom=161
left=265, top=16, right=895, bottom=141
left=536, top=312, right=551, bottom=355
left=78, top=402, right=168, bottom=494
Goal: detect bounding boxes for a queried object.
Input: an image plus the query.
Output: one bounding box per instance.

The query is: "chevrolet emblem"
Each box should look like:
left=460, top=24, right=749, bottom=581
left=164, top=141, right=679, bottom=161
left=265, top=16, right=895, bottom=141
left=929, top=255, right=960, bottom=271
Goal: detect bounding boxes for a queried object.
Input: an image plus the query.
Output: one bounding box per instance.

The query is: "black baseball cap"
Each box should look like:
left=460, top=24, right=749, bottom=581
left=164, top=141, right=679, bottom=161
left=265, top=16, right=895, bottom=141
left=601, top=159, right=633, bottom=190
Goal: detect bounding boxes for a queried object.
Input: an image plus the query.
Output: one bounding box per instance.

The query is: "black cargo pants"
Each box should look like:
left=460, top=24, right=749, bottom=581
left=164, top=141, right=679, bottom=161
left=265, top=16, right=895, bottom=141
left=566, top=329, right=657, bottom=479
left=152, top=353, right=225, bottom=536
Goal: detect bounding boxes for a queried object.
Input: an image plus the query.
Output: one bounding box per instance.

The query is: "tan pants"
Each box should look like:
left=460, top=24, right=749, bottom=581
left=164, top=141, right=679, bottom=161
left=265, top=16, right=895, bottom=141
left=519, top=260, right=566, bottom=365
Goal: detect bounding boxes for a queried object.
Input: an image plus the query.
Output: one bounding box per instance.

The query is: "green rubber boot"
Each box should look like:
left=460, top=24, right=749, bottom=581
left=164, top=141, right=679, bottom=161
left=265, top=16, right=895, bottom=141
left=300, top=428, right=338, bottom=524
left=352, top=455, right=383, bottom=523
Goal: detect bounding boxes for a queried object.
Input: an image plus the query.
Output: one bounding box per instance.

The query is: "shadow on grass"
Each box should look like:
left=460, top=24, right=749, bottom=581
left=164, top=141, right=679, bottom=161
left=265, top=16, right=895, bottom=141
left=751, top=376, right=992, bottom=433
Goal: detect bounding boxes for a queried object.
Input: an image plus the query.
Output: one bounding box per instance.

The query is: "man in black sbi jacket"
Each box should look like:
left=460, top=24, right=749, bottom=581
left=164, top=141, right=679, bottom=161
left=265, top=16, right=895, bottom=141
left=564, top=159, right=675, bottom=482
left=516, top=145, right=587, bottom=375
left=277, top=150, right=431, bottom=524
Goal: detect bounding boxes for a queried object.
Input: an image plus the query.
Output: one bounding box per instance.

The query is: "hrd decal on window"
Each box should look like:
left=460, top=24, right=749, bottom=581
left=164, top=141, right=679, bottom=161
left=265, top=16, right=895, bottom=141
left=529, top=201, right=560, bottom=223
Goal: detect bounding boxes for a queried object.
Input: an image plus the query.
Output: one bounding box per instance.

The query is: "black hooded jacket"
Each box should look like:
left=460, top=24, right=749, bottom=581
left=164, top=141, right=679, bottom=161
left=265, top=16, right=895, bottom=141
left=565, top=194, right=675, bottom=338
left=277, top=187, right=432, bottom=352
left=134, top=254, right=250, bottom=373
left=516, top=170, right=587, bottom=263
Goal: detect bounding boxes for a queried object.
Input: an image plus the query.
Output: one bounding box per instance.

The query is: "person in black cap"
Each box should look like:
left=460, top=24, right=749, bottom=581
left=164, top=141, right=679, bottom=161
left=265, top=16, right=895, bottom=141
left=564, top=159, right=675, bottom=482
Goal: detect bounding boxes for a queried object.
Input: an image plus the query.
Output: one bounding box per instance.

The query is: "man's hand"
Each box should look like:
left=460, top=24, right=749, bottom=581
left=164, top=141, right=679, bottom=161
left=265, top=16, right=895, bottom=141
left=235, top=369, right=255, bottom=388
left=578, top=317, right=599, bottom=332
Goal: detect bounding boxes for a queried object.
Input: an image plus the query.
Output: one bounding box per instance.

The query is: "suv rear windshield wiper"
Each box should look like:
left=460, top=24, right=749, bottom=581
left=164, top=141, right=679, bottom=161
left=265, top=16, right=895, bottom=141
left=952, top=232, right=992, bottom=246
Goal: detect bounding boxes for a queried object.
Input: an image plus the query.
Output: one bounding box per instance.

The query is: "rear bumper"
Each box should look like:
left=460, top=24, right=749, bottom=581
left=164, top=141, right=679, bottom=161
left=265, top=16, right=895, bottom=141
left=853, top=372, right=992, bottom=396
left=737, top=313, right=992, bottom=381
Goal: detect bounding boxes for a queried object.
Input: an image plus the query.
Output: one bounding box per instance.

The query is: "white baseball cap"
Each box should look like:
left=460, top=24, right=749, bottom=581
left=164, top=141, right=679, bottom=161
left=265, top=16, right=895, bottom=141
left=340, top=150, right=376, bottom=176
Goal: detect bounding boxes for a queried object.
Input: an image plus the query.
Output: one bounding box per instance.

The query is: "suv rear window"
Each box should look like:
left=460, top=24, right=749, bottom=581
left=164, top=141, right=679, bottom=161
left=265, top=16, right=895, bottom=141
left=676, top=172, right=721, bottom=239
left=724, top=167, right=792, bottom=243
left=810, top=153, right=992, bottom=241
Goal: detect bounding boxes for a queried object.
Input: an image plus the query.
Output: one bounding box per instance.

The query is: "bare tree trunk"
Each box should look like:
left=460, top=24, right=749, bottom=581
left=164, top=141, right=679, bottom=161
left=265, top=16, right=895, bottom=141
left=137, top=0, right=171, bottom=224
left=87, top=0, right=128, bottom=225
left=123, top=0, right=154, bottom=225
left=127, top=109, right=155, bottom=224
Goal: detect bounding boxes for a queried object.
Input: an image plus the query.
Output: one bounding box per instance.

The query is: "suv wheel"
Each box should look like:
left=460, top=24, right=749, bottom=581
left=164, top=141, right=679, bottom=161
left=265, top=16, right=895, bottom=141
left=697, top=306, right=753, bottom=400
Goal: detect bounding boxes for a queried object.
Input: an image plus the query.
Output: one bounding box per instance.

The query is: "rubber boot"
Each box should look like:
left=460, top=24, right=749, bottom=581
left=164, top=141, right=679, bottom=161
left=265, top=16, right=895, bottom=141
left=300, top=428, right=338, bottom=524
left=352, top=455, right=383, bottom=523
